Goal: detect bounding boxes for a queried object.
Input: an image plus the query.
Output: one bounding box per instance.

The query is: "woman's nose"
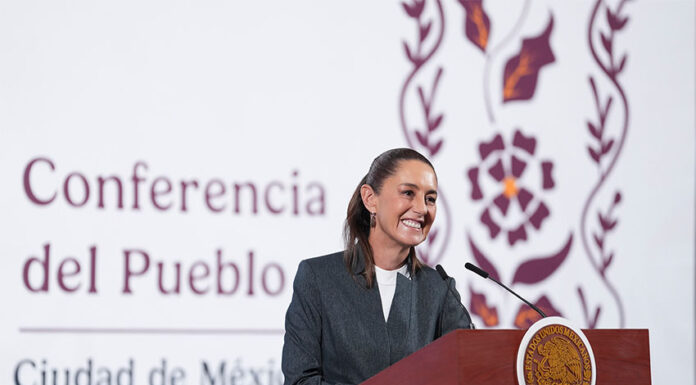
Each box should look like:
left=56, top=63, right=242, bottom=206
left=412, top=196, right=427, bottom=214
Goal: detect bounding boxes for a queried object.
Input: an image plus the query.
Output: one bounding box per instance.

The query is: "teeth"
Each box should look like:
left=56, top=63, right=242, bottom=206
left=402, top=219, right=422, bottom=229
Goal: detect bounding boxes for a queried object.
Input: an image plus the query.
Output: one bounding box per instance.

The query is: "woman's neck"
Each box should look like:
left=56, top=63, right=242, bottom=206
left=368, top=231, right=410, bottom=270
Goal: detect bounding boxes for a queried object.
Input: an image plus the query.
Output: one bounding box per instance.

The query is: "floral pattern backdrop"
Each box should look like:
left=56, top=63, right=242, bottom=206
left=399, top=0, right=681, bottom=335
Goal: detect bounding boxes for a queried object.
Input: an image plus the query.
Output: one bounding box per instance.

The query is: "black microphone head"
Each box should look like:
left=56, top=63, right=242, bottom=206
left=465, top=262, right=489, bottom=279
left=435, top=264, right=449, bottom=281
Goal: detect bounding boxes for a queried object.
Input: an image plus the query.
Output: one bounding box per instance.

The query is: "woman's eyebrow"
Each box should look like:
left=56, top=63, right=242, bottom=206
left=399, top=183, right=438, bottom=195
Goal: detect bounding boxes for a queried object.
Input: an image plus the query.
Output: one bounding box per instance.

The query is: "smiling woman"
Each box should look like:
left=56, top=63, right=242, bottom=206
left=346, top=150, right=438, bottom=288
left=282, top=148, right=473, bottom=385
left=358, top=158, right=438, bottom=274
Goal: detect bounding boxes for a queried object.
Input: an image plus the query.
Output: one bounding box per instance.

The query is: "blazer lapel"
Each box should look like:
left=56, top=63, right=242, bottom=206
left=386, top=273, right=413, bottom=363
left=358, top=274, right=389, bottom=330
left=352, top=251, right=388, bottom=332
left=351, top=263, right=391, bottom=366
left=351, top=247, right=417, bottom=365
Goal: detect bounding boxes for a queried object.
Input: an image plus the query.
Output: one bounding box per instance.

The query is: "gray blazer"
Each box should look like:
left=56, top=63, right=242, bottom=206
left=281, top=251, right=472, bottom=385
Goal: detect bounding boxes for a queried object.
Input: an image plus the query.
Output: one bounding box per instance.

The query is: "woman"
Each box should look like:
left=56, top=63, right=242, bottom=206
left=282, top=148, right=473, bottom=385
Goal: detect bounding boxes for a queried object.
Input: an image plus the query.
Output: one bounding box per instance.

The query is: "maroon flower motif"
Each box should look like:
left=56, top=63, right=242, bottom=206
left=466, top=129, right=555, bottom=246
left=513, top=295, right=562, bottom=329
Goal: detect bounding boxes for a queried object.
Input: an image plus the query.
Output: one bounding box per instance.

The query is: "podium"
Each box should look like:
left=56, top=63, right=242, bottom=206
left=362, top=329, right=651, bottom=385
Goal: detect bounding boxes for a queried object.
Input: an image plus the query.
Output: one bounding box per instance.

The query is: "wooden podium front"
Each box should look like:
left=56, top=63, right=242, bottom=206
left=362, top=329, right=651, bottom=385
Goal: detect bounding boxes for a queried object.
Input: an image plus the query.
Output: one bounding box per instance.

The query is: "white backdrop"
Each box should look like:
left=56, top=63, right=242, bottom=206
left=0, top=0, right=693, bottom=384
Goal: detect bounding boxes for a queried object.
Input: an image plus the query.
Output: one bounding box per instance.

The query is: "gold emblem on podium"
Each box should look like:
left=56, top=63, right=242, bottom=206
left=517, top=317, right=596, bottom=385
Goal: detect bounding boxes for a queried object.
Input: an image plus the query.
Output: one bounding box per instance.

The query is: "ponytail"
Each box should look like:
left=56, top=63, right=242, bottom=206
left=343, top=175, right=377, bottom=287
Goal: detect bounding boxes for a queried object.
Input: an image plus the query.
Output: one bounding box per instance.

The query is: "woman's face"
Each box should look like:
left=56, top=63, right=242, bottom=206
left=367, top=159, right=438, bottom=250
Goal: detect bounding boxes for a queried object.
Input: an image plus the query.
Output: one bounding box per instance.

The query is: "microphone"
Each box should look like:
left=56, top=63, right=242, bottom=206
left=435, top=264, right=475, bottom=330
left=464, top=262, right=547, bottom=318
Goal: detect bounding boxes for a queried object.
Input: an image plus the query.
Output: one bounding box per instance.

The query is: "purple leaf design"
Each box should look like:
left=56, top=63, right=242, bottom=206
left=599, top=213, right=617, bottom=231
left=577, top=286, right=601, bottom=328
left=587, top=121, right=602, bottom=139
left=587, top=146, right=601, bottom=164
left=580, top=0, right=632, bottom=328
left=415, top=131, right=428, bottom=147
left=458, top=0, right=491, bottom=52
left=411, top=68, right=444, bottom=158
left=606, top=8, right=628, bottom=31
left=602, top=139, right=614, bottom=154
left=402, top=0, right=425, bottom=19
left=593, top=232, right=604, bottom=250
left=430, top=114, right=443, bottom=131
left=600, top=32, right=612, bottom=54
left=617, top=55, right=627, bottom=73
left=467, top=233, right=501, bottom=282
left=430, top=139, right=443, bottom=156
left=419, top=21, right=432, bottom=42
left=605, top=8, right=617, bottom=28
left=604, top=252, right=614, bottom=268
left=614, top=17, right=628, bottom=31
left=417, top=86, right=428, bottom=112
left=602, top=97, right=614, bottom=122
left=589, top=75, right=600, bottom=105
left=511, top=234, right=573, bottom=285
left=593, top=307, right=602, bottom=327
left=502, top=15, right=555, bottom=102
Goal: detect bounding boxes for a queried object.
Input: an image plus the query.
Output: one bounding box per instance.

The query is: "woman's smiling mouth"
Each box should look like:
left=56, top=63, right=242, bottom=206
left=401, top=219, right=423, bottom=229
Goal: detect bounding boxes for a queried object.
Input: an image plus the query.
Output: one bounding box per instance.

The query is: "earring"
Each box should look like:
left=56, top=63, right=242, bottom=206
left=370, top=212, right=376, bottom=228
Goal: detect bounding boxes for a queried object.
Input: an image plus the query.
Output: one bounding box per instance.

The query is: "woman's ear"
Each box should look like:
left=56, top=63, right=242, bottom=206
left=360, top=184, right=377, bottom=213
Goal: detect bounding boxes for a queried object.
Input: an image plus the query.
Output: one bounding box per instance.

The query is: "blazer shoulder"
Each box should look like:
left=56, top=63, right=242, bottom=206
left=301, top=250, right=345, bottom=274
left=293, top=251, right=351, bottom=294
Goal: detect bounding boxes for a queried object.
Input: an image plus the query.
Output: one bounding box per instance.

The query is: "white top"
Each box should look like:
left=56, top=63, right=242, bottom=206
left=374, top=264, right=411, bottom=322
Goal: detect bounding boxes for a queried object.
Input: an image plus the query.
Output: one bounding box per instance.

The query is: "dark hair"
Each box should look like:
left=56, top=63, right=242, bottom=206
left=343, top=148, right=436, bottom=288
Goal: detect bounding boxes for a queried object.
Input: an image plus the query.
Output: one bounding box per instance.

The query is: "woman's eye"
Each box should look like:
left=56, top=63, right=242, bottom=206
left=427, top=196, right=437, bottom=204
left=402, top=190, right=414, bottom=197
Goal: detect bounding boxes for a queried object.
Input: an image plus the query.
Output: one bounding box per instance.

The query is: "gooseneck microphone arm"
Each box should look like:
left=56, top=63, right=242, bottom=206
left=464, top=262, right=547, bottom=318
left=435, top=264, right=475, bottom=330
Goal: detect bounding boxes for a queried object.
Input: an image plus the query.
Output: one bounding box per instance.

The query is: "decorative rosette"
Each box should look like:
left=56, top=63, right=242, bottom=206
left=467, top=129, right=555, bottom=246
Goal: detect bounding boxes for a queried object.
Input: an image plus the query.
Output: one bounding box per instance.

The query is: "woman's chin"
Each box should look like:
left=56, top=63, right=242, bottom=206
left=395, top=233, right=428, bottom=248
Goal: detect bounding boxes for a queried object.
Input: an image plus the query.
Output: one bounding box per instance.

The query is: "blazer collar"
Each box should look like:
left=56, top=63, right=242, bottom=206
left=353, top=245, right=417, bottom=277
